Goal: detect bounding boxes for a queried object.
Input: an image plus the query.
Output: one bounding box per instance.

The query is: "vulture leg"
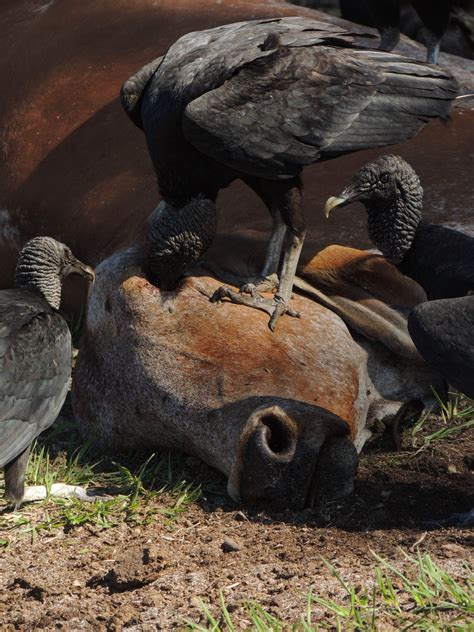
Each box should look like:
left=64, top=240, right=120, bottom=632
left=211, top=182, right=304, bottom=330
left=268, top=186, right=306, bottom=330
left=238, top=177, right=298, bottom=295
left=2, top=444, right=113, bottom=509
left=4, top=445, right=31, bottom=509
left=365, top=0, right=401, bottom=51
left=269, top=226, right=306, bottom=330
left=239, top=210, right=286, bottom=295
left=426, top=41, right=441, bottom=65
left=412, top=0, right=450, bottom=64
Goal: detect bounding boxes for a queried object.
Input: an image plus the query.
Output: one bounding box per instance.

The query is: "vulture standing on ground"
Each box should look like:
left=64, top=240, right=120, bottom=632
left=324, top=155, right=474, bottom=300
left=0, top=237, right=95, bottom=508
left=121, top=17, right=457, bottom=330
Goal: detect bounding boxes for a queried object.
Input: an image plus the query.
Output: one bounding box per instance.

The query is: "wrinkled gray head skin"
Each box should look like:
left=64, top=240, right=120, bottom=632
left=326, top=155, right=423, bottom=264
left=147, top=197, right=217, bottom=288
left=15, top=236, right=95, bottom=309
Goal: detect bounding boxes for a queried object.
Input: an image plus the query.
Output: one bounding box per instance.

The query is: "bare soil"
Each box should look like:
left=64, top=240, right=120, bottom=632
left=1, top=404, right=473, bottom=630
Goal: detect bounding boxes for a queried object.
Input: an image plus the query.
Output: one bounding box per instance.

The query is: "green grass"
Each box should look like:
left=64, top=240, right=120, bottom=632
left=411, top=393, right=474, bottom=449
left=0, top=416, right=202, bottom=546
left=187, top=553, right=474, bottom=631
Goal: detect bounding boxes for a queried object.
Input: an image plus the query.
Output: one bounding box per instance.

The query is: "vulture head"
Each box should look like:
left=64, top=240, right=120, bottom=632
left=146, top=198, right=217, bottom=289
left=15, top=237, right=95, bottom=309
left=324, top=155, right=423, bottom=264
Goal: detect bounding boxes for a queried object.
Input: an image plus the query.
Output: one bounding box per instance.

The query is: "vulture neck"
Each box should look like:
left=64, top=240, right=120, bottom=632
left=147, top=196, right=217, bottom=288
left=366, top=184, right=423, bottom=266
left=15, top=257, right=62, bottom=309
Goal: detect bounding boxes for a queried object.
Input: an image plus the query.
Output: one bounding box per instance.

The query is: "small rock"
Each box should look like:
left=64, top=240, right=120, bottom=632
left=221, top=538, right=241, bottom=553
left=190, top=595, right=202, bottom=609
left=441, top=543, right=466, bottom=557
left=463, top=455, right=474, bottom=470
left=447, top=464, right=458, bottom=474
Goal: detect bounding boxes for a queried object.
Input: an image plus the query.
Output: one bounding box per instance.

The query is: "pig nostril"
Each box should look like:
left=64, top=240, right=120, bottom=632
left=261, top=413, right=295, bottom=456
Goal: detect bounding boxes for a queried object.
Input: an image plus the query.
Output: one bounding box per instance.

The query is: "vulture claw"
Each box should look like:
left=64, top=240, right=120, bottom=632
left=239, top=273, right=279, bottom=296
left=210, top=285, right=299, bottom=330
left=268, top=297, right=300, bottom=331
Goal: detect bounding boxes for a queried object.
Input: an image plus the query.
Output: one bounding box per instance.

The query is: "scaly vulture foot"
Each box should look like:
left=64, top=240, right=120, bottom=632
left=210, top=285, right=299, bottom=331
left=239, top=273, right=279, bottom=296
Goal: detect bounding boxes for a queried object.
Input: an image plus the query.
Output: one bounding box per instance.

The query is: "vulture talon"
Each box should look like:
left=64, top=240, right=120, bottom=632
left=268, top=299, right=300, bottom=332
left=210, top=285, right=299, bottom=329
left=210, top=285, right=232, bottom=304
left=239, top=274, right=279, bottom=296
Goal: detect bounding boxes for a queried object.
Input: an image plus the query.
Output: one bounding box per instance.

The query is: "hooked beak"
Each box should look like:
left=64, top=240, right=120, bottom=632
left=324, top=185, right=362, bottom=219
left=65, top=257, right=96, bottom=283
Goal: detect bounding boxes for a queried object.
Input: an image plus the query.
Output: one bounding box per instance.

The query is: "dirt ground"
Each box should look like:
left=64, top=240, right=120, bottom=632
left=1, top=402, right=473, bottom=630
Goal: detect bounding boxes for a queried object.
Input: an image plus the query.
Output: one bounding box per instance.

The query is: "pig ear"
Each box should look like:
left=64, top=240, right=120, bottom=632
left=227, top=402, right=351, bottom=510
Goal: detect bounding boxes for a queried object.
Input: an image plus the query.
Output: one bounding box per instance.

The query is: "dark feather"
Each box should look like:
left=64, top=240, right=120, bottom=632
left=0, top=290, right=71, bottom=468
left=399, top=222, right=474, bottom=299
left=408, top=296, right=474, bottom=398
left=120, top=56, right=164, bottom=130
left=130, top=17, right=457, bottom=183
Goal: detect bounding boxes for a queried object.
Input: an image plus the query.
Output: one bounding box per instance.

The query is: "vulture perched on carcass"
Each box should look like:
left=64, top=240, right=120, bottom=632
left=121, top=17, right=457, bottom=330
left=0, top=237, right=95, bottom=509
left=324, top=155, right=474, bottom=300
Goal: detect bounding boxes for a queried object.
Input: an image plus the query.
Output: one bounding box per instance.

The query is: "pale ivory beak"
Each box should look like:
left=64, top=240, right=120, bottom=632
left=324, top=196, right=348, bottom=219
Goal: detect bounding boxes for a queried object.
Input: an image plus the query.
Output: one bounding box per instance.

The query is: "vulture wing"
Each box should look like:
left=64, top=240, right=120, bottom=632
left=0, top=290, right=71, bottom=468
left=121, top=55, right=164, bottom=129
left=182, top=45, right=456, bottom=179
left=408, top=296, right=474, bottom=398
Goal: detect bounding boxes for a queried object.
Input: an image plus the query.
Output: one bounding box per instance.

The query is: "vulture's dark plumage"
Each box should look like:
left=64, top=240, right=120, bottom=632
left=410, top=295, right=474, bottom=528
left=0, top=237, right=94, bottom=508
left=359, top=0, right=471, bottom=64
left=325, top=155, right=474, bottom=300
left=408, top=296, right=474, bottom=399
left=121, top=17, right=457, bottom=329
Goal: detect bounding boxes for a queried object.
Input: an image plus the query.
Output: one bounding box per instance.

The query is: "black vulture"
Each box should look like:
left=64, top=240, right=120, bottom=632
left=362, top=0, right=472, bottom=64
left=121, top=17, right=457, bottom=330
left=409, top=296, right=474, bottom=528
left=1, top=237, right=95, bottom=508
left=408, top=295, right=474, bottom=399
left=289, top=1, right=474, bottom=61
left=324, top=155, right=474, bottom=300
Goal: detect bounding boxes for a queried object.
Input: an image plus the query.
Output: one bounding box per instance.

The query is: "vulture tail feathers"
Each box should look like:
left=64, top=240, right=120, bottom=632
left=0, top=419, right=38, bottom=469
left=323, top=50, right=458, bottom=154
